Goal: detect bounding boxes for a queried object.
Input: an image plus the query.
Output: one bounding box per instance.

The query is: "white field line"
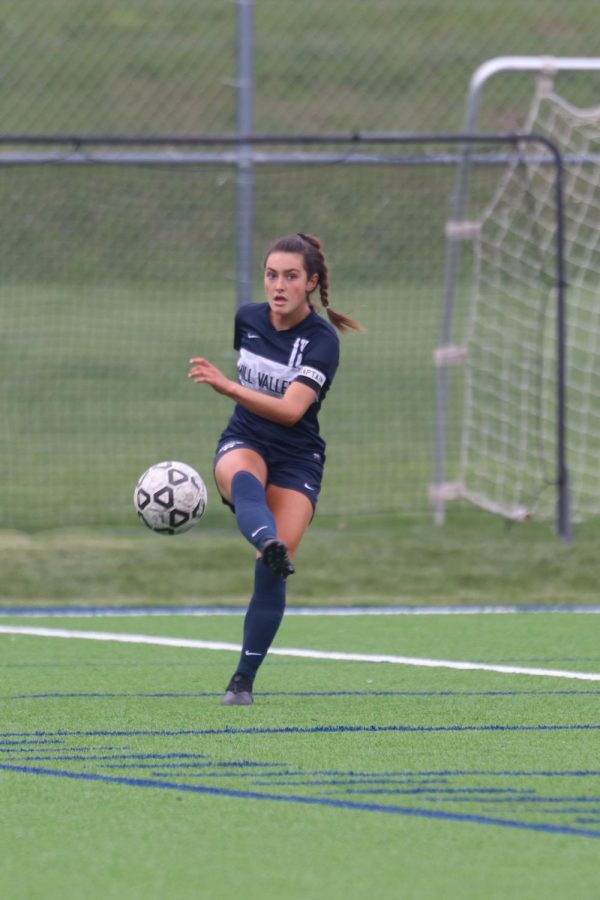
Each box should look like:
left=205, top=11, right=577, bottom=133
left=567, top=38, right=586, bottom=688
left=1, top=624, right=600, bottom=683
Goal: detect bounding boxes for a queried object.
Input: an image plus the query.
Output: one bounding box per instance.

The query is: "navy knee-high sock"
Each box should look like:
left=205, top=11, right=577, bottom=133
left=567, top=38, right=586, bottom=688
left=236, top=559, right=286, bottom=681
left=231, top=471, right=277, bottom=551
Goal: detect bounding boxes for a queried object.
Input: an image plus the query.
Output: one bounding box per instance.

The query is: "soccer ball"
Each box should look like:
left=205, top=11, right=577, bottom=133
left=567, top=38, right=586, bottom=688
left=134, top=461, right=207, bottom=535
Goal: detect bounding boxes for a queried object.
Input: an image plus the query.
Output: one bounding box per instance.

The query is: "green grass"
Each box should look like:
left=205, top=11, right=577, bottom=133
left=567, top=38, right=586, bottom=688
left=1, top=611, right=599, bottom=899
left=1, top=509, right=599, bottom=607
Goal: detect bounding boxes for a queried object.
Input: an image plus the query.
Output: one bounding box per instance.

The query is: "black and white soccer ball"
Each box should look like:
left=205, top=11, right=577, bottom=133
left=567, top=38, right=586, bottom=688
left=134, top=461, right=207, bottom=535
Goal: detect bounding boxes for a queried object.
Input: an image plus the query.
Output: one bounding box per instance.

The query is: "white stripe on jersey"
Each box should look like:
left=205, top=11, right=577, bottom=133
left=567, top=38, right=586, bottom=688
left=237, top=348, right=296, bottom=397
left=237, top=348, right=322, bottom=398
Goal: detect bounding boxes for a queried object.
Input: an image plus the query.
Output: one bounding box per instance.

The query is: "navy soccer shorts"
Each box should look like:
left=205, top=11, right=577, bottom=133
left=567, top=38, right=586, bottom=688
left=214, top=431, right=325, bottom=512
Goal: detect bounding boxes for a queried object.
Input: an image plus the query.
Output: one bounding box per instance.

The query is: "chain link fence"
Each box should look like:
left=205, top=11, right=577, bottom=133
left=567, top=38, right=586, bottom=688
left=0, top=1, right=598, bottom=135
left=0, top=2, right=598, bottom=530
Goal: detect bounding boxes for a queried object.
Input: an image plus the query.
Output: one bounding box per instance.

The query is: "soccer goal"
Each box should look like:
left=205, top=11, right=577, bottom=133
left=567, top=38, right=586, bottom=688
left=432, top=57, right=600, bottom=539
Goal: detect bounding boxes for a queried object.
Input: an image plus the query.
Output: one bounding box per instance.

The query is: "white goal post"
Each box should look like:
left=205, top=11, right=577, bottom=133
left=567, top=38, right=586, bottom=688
left=433, top=56, right=600, bottom=541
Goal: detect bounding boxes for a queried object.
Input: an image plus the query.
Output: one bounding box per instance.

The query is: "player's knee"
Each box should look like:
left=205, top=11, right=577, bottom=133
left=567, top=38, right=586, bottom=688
left=215, top=450, right=266, bottom=499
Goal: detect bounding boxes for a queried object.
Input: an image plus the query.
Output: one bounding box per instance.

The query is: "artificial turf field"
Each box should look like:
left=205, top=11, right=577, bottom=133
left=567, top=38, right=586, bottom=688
left=1, top=608, right=599, bottom=899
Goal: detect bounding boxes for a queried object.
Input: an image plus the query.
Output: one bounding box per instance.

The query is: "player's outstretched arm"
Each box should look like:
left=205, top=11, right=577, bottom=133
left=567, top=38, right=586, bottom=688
left=188, top=357, right=315, bottom=426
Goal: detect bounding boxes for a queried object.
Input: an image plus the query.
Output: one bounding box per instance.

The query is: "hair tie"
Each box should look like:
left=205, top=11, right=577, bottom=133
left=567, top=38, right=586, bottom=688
left=297, top=232, right=307, bottom=241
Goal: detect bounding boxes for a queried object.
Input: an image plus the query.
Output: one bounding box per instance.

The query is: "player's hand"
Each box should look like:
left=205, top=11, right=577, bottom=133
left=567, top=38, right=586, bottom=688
left=188, top=357, right=234, bottom=396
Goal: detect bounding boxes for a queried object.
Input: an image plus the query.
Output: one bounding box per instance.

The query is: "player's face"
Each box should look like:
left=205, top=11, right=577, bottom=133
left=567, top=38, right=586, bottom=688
left=264, top=252, right=318, bottom=327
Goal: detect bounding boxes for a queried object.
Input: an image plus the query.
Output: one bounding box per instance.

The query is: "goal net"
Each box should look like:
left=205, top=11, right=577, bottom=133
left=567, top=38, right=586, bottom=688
left=456, top=79, right=600, bottom=523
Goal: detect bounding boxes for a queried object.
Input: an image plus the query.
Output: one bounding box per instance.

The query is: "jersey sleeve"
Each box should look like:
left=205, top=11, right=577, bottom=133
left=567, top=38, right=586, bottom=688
left=294, top=327, right=340, bottom=397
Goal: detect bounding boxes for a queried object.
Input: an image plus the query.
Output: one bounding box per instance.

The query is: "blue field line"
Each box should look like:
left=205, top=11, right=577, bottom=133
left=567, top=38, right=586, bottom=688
left=541, top=808, right=600, bottom=815
left=1, top=760, right=599, bottom=839
left=103, top=761, right=289, bottom=771
left=144, top=769, right=448, bottom=780
left=16, top=751, right=209, bottom=763
left=340, top=790, right=600, bottom=805
left=0, top=746, right=130, bottom=756
left=133, top=766, right=600, bottom=779
left=4, top=739, right=600, bottom=782
left=332, top=786, right=536, bottom=797
left=2, top=604, right=600, bottom=617
left=5, top=688, right=600, bottom=700
left=107, top=766, right=600, bottom=779
left=3, top=722, right=600, bottom=739
left=246, top=780, right=532, bottom=793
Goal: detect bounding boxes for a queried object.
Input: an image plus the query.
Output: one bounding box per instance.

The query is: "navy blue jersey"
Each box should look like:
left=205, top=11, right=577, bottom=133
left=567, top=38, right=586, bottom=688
left=223, top=302, right=340, bottom=456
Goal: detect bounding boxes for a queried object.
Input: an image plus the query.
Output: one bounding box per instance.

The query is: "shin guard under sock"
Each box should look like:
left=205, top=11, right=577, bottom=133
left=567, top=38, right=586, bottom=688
left=230, top=471, right=277, bottom=552
left=236, top=560, right=286, bottom=680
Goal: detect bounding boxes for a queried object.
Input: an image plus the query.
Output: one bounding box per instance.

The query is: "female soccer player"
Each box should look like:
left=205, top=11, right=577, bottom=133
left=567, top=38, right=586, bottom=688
left=188, top=233, right=361, bottom=705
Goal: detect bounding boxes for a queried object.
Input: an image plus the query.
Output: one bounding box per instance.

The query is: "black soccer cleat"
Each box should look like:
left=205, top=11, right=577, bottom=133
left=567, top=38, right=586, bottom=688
left=221, top=672, right=254, bottom=706
left=261, top=539, right=295, bottom=579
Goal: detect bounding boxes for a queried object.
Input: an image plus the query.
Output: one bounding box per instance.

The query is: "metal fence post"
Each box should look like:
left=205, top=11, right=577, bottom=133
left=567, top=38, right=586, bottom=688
left=235, top=0, right=254, bottom=308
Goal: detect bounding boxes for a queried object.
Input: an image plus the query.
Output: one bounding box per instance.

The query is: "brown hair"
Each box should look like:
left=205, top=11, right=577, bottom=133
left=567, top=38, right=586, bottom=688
left=263, top=233, right=363, bottom=333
